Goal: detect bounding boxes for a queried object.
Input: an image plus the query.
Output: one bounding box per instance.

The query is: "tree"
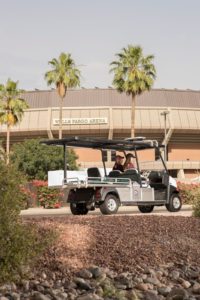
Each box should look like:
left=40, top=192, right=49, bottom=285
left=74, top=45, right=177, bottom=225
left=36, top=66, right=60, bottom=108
left=11, top=139, right=78, bottom=180
left=110, top=45, right=156, bottom=137
left=45, top=52, right=81, bottom=139
left=0, top=79, right=29, bottom=164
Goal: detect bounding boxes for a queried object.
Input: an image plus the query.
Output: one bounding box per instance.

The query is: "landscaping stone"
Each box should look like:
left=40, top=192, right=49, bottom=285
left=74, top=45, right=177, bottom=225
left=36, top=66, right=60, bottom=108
left=77, top=269, right=93, bottom=280
left=192, top=282, right=200, bottom=293
left=166, top=287, right=188, bottom=299
left=74, top=278, right=92, bottom=290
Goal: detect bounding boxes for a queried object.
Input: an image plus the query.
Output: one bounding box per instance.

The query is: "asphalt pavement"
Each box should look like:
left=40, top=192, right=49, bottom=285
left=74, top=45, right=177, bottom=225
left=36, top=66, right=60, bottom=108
left=21, top=205, right=193, bottom=218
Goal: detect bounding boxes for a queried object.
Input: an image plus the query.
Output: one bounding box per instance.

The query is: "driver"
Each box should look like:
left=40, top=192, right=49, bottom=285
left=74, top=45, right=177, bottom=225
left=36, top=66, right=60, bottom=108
left=113, top=155, right=124, bottom=172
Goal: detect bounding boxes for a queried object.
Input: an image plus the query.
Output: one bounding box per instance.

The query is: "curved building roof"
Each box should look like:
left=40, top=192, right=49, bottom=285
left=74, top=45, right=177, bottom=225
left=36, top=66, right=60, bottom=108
left=22, top=88, right=200, bottom=109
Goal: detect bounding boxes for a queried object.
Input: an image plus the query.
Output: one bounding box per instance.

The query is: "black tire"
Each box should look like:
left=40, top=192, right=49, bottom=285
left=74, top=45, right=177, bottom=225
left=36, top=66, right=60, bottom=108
left=138, top=205, right=154, bottom=213
left=166, top=193, right=182, bottom=212
left=100, top=194, right=120, bottom=215
left=70, top=203, right=89, bottom=215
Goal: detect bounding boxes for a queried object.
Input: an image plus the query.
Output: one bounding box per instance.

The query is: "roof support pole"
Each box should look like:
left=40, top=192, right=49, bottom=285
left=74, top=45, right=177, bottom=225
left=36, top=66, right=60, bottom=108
left=47, top=107, right=53, bottom=139
left=63, top=144, right=67, bottom=184
left=107, top=108, right=113, bottom=165
left=101, top=150, right=107, bottom=176
left=134, top=147, right=142, bottom=186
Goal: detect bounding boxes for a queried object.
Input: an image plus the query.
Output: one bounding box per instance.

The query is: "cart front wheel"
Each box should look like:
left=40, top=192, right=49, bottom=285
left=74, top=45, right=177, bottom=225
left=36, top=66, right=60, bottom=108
left=70, top=203, right=89, bottom=215
left=138, top=205, right=154, bottom=213
left=166, top=193, right=182, bottom=212
left=100, top=194, right=120, bottom=215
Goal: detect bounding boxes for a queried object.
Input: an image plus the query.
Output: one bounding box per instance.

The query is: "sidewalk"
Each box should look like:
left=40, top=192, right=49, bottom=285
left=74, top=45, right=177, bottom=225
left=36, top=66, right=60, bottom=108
left=21, top=205, right=193, bottom=217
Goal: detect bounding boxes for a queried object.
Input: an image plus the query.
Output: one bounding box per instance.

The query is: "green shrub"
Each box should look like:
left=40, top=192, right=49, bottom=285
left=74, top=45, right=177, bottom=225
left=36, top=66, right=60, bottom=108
left=11, top=138, right=78, bottom=180
left=0, top=162, right=55, bottom=283
left=192, top=188, right=200, bottom=217
left=177, top=182, right=200, bottom=204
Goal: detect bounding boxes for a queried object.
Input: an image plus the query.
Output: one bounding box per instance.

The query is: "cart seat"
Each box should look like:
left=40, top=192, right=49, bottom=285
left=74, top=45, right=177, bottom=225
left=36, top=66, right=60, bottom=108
left=118, top=169, right=140, bottom=184
left=148, top=171, right=168, bottom=189
left=87, top=167, right=102, bottom=183
left=87, top=167, right=101, bottom=177
left=108, top=170, right=122, bottom=177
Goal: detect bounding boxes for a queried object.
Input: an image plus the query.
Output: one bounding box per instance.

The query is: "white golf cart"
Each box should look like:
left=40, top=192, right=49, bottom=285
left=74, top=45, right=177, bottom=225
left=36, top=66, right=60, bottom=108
left=42, top=136, right=182, bottom=215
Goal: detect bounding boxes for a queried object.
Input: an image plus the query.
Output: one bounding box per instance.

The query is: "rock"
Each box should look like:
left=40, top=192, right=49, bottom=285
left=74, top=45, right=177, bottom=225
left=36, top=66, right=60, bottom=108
left=41, top=281, right=51, bottom=288
left=126, top=289, right=140, bottom=300
left=181, top=280, right=191, bottom=289
left=170, top=270, right=180, bottom=281
left=21, top=279, right=30, bottom=291
left=77, top=269, right=93, bottom=280
left=142, top=291, right=160, bottom=300
left=134, top=277, right=143, bottom=284
left=77, top=294, right=102, bottom=300
left=96, top=273, right=106, bottom=283
left=95, top=286, right=103, bottom=296
left=166, top=287, right=188, bottom=299
left=0, top=285, right=12, bottom=293
left=158, top=286, right=172, bottom=296
left=65, top=281, right=77, bottom=290
left=145, top=277, right=161, bottom=286
left=88, top=267, right=103, bottom=279
left=188, top=270, right=199, bottom=279
left=36, top=285, right=45, bottom=293
left=10, top=293, right=20, bottom=300
left=114, top=283, right=127, bottom=290
left=74, top=278, right=92, bottom=290
left=136, top=282, right=149, bottom=291
left=41, top=272, right=47, bottom=280
left=68, top=293, right=76, bottom=300
left=155, top=271, right=163, bottom=280
left=32, top=292, right=51, bottom=300
left=146, top=283, right=154, bottom=290
left=10, top=282, right=17, bottom=291
left=142, top=274, right=147, bottom=280
left=116, top=274, right=133, bottom=289
left=192, top=282, right=200, bottom=294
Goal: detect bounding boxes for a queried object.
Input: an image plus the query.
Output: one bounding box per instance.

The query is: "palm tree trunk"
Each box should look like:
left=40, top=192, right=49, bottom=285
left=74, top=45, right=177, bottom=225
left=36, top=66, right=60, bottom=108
left=6, top=124, right=10, bottom=165
left=59, top=96, right=63, bottom=139
left=131, top=94, right=136, bottom=138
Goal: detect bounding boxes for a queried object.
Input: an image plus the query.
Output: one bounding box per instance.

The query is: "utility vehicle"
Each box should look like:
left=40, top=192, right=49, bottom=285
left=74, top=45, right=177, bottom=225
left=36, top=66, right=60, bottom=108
left=42, top=136, right=182, bottom=215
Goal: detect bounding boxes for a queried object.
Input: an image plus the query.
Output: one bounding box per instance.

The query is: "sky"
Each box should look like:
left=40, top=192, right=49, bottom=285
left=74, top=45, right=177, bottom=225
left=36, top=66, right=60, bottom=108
left=0, top=0, right=200, bottom=91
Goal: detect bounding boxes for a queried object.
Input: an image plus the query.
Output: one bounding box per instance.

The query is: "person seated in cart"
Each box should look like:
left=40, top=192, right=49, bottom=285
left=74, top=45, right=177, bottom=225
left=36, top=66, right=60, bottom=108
left=113, top=154, right=124, bottom=172
left=124, top=153, right=135, bottom=170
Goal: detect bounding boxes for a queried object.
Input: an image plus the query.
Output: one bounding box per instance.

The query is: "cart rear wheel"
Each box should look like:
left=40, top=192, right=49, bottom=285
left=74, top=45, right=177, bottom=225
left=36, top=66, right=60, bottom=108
left=138, top=205, right=154, bottom=213
left=70, top=203, right=89, bottom=215
left=166, top=193, right=182, bottom=212
left=100, top=194, right=119, bottom=215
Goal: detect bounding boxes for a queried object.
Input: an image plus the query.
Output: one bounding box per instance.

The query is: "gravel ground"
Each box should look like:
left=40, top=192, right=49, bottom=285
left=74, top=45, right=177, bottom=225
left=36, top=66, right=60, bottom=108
left=32, top=215, right=200, bottom=279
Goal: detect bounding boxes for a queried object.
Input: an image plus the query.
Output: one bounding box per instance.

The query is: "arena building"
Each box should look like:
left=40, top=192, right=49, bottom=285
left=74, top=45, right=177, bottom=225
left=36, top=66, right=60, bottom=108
left=1, top=88, right=200, bottom=179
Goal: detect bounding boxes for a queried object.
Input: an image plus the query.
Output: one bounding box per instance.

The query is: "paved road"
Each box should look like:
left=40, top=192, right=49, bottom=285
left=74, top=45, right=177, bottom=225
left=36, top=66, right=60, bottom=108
left=21, top=205, right=192, bottom=218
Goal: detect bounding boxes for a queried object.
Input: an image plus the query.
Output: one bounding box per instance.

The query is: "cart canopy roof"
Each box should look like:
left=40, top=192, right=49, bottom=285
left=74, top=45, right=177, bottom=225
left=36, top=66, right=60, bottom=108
left=41, top=136, right=163, bottom=151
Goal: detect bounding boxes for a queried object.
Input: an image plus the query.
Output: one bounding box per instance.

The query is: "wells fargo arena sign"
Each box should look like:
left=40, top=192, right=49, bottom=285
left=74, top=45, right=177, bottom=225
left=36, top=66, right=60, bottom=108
left=53, top=117, right=108, bottom=125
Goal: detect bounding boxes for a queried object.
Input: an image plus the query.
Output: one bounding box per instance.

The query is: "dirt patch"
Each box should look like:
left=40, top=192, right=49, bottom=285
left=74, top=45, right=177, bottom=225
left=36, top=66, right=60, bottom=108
left=30, top=215, right=200, bottom=278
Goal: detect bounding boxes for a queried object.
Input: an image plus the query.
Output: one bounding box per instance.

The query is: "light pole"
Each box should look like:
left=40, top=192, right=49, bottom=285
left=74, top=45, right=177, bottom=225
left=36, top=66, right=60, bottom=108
left=160, top=110, right=169, bottom=162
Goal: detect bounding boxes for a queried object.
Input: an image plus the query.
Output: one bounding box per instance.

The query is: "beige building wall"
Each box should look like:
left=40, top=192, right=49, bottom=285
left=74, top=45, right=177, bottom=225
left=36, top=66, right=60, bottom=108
left=168, top=144, right=200, bottom=161
left=76, top=148, right=102, bottom=163
left=76, top=148, right=155, bottom=166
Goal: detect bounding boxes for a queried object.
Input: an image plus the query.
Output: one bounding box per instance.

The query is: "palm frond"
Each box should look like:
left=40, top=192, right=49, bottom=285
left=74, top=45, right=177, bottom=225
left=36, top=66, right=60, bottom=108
left=110, top=45, right=156, bottom=97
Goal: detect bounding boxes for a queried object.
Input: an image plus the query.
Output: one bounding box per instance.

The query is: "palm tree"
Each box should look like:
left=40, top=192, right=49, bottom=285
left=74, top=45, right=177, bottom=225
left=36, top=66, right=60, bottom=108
left=0, top=79, right=29, bottom=164
left=45, top=52, right=81, bottom=139
left=110, top=45, right=156, bottom=137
